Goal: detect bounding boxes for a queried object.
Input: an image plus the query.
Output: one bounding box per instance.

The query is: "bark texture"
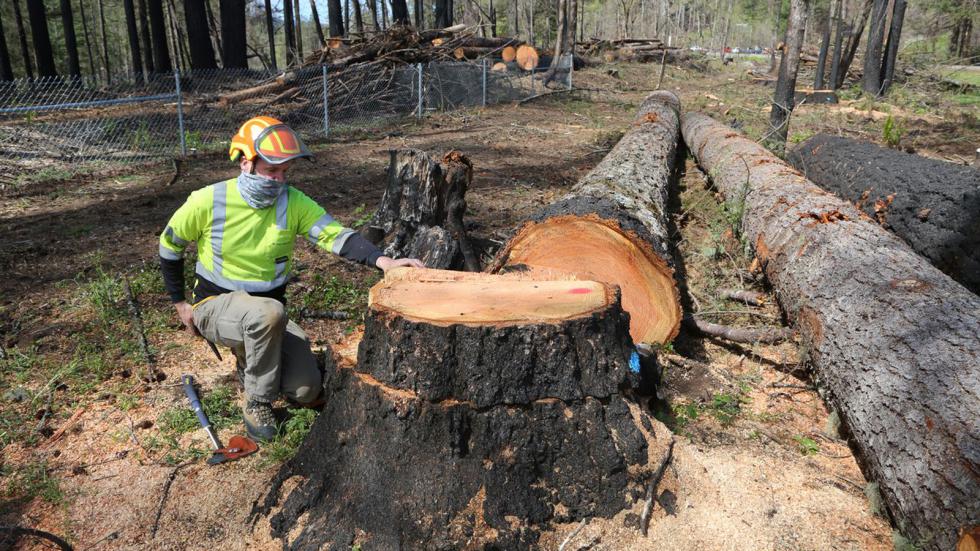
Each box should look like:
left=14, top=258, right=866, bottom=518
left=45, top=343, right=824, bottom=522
left=253, top=277, right=672, bottom=549
left=491, top=91, right=683, bottom=344
left=767, top=0, right=808, bottom=148
left=683, top=113, right=980, bottom=551
left=788, top=134, right=980, bottom=293
left=862, top=0, right=888, bottom=95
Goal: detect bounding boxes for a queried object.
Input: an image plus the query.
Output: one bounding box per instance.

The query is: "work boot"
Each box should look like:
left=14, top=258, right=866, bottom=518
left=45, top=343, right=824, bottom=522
left=242, top=399, right=278, bottom=442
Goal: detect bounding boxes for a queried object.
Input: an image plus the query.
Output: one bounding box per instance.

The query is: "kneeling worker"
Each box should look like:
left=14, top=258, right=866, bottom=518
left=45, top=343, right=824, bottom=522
left=159, top=116, right=423, bottom=441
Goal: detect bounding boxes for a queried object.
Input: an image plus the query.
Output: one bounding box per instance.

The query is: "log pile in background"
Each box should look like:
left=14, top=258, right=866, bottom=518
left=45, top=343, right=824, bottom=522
left=491, top=91, right=683, bottom=344
left=683, top=112, right=980, bottom=551
left=788, top=134, right=980, bottom=293
left=254, top=268, right=673, bottom=548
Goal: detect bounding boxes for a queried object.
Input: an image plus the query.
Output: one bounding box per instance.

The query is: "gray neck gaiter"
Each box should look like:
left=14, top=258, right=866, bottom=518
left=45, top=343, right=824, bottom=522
left=237, top=171, right=286, bottom=209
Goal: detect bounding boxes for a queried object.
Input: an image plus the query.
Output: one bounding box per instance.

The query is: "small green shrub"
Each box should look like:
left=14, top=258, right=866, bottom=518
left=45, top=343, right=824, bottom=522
left=882, top=115, right=904, bottom=148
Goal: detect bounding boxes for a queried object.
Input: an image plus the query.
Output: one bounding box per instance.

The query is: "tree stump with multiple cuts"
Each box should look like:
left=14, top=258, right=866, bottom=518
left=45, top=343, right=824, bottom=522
left=490, top=91, right=683, bottom=345
left=362, top=150, right=480, bottom=271
left=683, top=112, right=980, bottom=551
left=788, top=134, right=980, bottom=293
left=253, top=268, right=673, bottom=549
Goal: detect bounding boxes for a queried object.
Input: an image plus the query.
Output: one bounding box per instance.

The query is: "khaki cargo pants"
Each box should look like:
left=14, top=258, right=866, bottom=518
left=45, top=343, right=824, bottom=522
left=192, top=291, right=321, bottom=404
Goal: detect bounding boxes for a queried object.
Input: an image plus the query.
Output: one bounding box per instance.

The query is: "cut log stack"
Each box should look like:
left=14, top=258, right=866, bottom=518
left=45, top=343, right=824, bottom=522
left=255, top=269, right=673, bottom=548
left=491, top=91, right=683, bottom=344
left=683, top=113, right=980, bottom=551
left=788, top=134, right=980, bottom=293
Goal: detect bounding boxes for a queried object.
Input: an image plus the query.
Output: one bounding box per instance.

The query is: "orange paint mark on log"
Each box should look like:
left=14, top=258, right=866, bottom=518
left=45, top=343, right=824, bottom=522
left=569, top=287, right=593, bottom=294
left=799, top=210, right=849, bottom=225
left=641, top=112, right=659, bottom=124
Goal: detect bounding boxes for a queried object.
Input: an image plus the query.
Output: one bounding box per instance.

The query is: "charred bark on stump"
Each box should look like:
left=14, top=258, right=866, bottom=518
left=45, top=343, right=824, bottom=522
left=683, top=112, right=980, bottom=551
left=491, top=91, right=683, bottom=344
left=254, top=273, right=673, bottom=549
left=362, top=149, right=478, bottom=270
left=788, top=134, right=980, bottom=294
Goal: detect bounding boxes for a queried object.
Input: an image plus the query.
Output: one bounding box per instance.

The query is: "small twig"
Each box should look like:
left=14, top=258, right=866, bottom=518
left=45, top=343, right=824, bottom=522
left=655, top=48, right=668, bottom=90
left=123, top=278, right=158, bottom=382
left=684, top=315, right=793, bottom=345
left=151, top=462, right=191, bottom=539
left=557, top=518, right=588, bottom=551
left=640, top=438, right=675, bottom=536
left=298, top=308, right=351, bottom=321
left=720, top=288, right=766, bottom=307
left=40, top=407, right=86, bottom=449
left=0, top=526, right=72, bottom=550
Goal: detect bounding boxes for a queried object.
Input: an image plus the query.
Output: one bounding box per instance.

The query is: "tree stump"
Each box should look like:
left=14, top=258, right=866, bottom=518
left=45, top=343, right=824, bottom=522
left=490, top=91, right=683, bottom=344
left=362, top=150, right=479, bottom=271
left=253, top=269, right=673, bottom=549
left=683, top=112, right=980, bottom=551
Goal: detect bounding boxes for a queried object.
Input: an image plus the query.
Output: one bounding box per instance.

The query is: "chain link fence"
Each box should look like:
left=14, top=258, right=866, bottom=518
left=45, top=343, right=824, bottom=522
left=0, top=58, right=572, bottom=174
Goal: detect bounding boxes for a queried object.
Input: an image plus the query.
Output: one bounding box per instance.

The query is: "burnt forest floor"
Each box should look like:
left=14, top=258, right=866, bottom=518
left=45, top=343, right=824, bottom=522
left=2, top=56, right=976, bottom=550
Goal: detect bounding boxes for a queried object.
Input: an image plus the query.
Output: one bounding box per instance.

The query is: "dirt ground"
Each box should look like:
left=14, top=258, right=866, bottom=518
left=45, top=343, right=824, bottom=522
left=2, top=57, right=976, bottom=550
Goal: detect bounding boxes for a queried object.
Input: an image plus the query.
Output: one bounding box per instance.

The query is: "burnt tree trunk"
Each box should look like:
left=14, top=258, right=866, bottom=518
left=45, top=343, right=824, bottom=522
left=767, top=0, right=808, bottom=151
left=254, top=269, right=673, bottom=549
left=123, top=0, right=144, bottom=80
left=828, top=1, right=844, bottom=90
left=683, top=113, right=980, bottom=551
left=362, top=150, right=478, bottom=271
left=283, top=0, right=296, bottom=65
left=147, top=0, right=172, bottom=71
left=263, top=0, right=277, bottom=70
left=293, top=0, right=304, bottom=59
left=490, top=91, right=683, bottom=344
left=788, top=134, right=980, bottom=293
left=879, top=0, right=906, bottom=94
left=185, top=0, right=218, bottom=69
left=26, top=0, right=57, bottom=77
left=309, top=0, right=326, bottom=46
left=0, top=9, right=14, bottom=81
left=435, top=0, right=453, bottom=27
left=861, top=0, right=887, bottom=95
left=138, top=0, right=155, bottom=73
left=328, top=0, right=345, bottom=37
left=367, top=0, right=380, bottom=29
left=13, top=0, right=34, bottom=79
left=390, top=0, right=409, bottom=25
left=814, top=0, right=834, bottom=89
left=60, top=0, right=81, bottom=78
left=220, top=0, right=248, bottom=68
left=836, top=0, right=871, bottom=89
left=97, top=0, right=110, bottom=79
left=351, top=0, right=364, bottom=34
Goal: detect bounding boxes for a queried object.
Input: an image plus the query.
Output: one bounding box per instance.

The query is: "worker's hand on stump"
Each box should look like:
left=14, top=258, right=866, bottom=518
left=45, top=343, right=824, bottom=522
left=174, top=301, right=199, bottom=336
left=376, top=256, right=425, bottom=272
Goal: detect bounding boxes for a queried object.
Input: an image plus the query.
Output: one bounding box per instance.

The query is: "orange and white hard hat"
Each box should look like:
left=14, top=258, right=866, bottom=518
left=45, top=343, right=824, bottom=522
left=229, top=116, right=313, bottom=165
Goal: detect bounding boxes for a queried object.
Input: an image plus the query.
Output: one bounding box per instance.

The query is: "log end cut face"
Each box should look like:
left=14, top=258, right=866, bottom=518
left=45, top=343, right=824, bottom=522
left=369, top=268, right=615, bottom=326
left=498, top=216, right=681, bottom=344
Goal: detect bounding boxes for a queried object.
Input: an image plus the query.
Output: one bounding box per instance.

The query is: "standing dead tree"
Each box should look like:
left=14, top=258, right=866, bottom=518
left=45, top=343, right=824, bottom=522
left=684, top=113, right=980, bottom=551
left=766, top=0, right=808, bottom=151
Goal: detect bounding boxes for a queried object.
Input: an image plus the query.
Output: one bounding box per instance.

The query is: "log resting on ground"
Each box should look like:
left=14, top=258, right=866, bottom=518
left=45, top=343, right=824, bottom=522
left=490, top=91, right=683, bottom=344
left=254, top=268, right=673, bottom=549
left=788, top=134, right=980, bottom=293
left=682, top=112, right=980, bottom=551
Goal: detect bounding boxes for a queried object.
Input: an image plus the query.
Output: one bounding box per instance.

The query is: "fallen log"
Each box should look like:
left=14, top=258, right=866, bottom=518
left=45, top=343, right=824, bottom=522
left=453, top=46, right=499, bottom=60
left=255, top=268, right=674, bottom=548
left=515, top=44, right=539, bottom=71
left=501, top=46, right=517, bottom=62
left=683, top=112, right=980, bottom=551
left=788, top=134, right=980, bottom=294
left=491, top=91, right=683, bottom=344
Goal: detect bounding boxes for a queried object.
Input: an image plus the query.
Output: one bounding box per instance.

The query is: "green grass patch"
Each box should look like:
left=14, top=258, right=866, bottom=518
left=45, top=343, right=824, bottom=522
left=290, top=273, right=377, bottom=322
left=793, top=434, right=820, bottom=455
left=259, top=408, right=318, bottom=466
left=157, top=385, right=238, bottom=435
left=1, top=461, right=64, bottom=504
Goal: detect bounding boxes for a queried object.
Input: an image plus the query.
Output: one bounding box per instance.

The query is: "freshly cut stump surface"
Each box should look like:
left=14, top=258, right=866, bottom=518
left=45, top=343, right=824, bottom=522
left=492, top=91, right=683, bottom=345
left=255, top=268, right=673, bottom=549
left=683, top=112, right=980, bottom=551
left=788, top=134, right=980, bottom=293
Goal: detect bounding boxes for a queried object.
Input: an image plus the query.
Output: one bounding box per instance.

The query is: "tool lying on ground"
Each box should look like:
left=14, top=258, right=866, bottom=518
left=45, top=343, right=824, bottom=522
left=181, top=374, right=257, bottom=465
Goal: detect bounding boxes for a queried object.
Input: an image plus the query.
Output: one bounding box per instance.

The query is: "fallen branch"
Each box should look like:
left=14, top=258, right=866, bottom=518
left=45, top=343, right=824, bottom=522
left=720, top=288, right=766, bottom=307
left=40, top=407, right=86, bottom=449
left=123, top=278, right=160, bottom=382
left=0, top=526, right=72, bottom=550
left=298, top=308, right=351, bottom=320
left=640, top=437, right=675, bottom=536
left=684, top=315, right=792, bottom=344
left=558, top=518, right=588, bottom=551
left=151, top=462, right=191, bottom=539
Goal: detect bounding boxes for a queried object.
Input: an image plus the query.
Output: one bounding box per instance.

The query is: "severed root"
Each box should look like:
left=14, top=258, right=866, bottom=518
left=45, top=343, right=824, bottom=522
left=640, top=438, right=675, bottom=536
left=0, top=526, right=72, bottom=550
left=684, top=315, right=792, bottom=345
left=720, top=288, right=766, bottom=307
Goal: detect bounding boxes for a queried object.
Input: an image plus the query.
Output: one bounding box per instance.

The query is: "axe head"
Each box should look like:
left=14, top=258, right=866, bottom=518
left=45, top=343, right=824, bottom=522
left=206, top=435, right=258, bottom=465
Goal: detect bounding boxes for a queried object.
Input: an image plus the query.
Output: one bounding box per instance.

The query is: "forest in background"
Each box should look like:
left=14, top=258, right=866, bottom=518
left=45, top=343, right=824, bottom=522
left=0, top=0, right=976, bottom=83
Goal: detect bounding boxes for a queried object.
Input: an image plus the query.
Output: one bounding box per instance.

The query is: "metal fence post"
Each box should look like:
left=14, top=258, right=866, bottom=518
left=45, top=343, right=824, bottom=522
left=481, top=59, right=487, bottom=106
left=323, top=65, right=330, bottom=138
left=568, top=55, right=573, bottom=90
left=174, top=70, right=187, bottom=157
left=416, top=63, right=423, bottom=118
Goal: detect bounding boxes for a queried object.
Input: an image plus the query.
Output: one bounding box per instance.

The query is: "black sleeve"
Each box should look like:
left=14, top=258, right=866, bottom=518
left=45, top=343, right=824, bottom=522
left=338, top=232, right=384, bottom=268
left=160, top=256, right=187, bottom=303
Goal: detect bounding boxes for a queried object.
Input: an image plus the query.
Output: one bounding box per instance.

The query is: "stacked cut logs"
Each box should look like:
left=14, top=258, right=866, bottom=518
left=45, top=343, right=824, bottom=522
left=579, top=37, right=679, bottom=63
